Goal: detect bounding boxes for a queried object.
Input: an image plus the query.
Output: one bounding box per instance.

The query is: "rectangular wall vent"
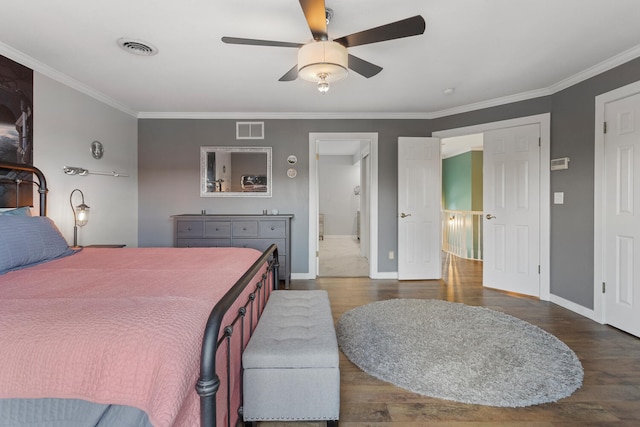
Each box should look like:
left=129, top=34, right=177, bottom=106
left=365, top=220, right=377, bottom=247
left=236, top=122, right=264, bottom=139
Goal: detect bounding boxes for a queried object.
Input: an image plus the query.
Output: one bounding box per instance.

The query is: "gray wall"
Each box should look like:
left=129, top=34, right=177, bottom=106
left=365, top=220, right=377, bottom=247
left=138, top=119, right=428, bottom=274
left=430, top=56, right=640, bottom=309
left=138, top=56, right=640, bottom=310
left=548, top=57, right=640, bottom=308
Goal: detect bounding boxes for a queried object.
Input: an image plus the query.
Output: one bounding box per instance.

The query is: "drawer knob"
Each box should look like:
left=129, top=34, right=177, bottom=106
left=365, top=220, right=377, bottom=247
left=187, top=227, right=192, bottom=231
left=270, top=226, right=275, bottom=231
left=243, top=227, right=247, bottom=231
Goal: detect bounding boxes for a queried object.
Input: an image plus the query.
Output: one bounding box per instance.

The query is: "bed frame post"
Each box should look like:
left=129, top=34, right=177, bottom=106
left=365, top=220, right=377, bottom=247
left=198, top=245, right=279, bottom=427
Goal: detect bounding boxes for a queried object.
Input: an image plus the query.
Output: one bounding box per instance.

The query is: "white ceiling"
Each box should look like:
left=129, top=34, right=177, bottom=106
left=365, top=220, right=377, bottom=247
left=2, top=0, right=640, bottom=118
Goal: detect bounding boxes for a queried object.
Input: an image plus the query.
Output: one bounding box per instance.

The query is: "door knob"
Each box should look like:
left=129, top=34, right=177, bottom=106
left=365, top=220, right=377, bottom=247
left=400, top=213, right=412, bottom=218
left=486, top=214, right=496, bottom=220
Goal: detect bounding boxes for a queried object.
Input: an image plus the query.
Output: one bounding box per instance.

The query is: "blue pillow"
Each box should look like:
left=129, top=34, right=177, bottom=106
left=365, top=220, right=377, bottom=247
left=0, top=216, right=76, bottom=274
left=0, top=206, right=33, bottom=216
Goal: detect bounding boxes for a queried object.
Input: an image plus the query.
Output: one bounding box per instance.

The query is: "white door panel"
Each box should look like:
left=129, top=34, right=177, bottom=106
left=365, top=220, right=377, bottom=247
left=604, top=91, right=640, bottom=337
left=483, top=124, right=540, bottom=297
left=398, top=137, right=441, bottom=280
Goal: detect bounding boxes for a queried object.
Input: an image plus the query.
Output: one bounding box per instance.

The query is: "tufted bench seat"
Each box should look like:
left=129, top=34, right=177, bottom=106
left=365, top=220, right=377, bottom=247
left=243, top=290, right=339, bottom=426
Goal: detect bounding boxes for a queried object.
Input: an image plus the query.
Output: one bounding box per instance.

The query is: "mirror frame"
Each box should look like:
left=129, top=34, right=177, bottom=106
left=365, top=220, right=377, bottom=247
left=200, top=146, right=272, bottom=197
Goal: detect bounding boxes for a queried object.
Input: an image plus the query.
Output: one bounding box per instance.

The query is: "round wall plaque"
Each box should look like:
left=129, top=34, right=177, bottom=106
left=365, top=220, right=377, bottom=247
left=91, top=140, right=104, bottom=159
left=287, top=155, right=297, bottom=165
left=287, top=168, right=297, bottom=178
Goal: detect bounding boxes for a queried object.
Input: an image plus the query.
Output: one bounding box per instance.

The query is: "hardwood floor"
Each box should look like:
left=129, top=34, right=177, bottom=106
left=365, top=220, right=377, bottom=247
left=285, top=255, right=640, bottom=426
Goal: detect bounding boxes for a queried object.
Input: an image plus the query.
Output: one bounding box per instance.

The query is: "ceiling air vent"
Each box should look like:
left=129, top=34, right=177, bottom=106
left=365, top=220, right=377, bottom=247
left=117, top=38, right=158, bottom=56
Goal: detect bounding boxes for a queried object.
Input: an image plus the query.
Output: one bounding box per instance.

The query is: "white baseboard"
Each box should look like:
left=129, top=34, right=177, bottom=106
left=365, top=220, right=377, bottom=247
left=550, top=294, right=597, bottom=322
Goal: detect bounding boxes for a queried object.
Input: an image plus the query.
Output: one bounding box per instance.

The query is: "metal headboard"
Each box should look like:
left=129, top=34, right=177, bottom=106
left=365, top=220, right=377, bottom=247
left=0, top=161, right=48, bottom=216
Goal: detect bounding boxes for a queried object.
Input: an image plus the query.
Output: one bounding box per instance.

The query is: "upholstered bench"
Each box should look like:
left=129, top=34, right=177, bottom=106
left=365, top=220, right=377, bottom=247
left=243, top=290, right=339, bottom=426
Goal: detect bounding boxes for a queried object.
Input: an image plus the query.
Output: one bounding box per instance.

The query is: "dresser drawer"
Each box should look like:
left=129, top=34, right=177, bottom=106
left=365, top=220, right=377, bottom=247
left=259, top=220, right=286, bottom=238
left=233, top=238, right=286, bottom=255
left=176, top=220, right=203, bottom=238
left=176, top=238, right=231, bottom=248
left=173, top=214, right=292, bottom=289
left=232, top=221, right=259, bottom=237
left=204, top=221, right=231, bottom=237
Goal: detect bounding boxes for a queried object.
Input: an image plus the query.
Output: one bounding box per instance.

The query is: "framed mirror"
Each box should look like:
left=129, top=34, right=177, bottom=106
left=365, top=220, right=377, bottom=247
left=200, top=146, right=272, bottom=197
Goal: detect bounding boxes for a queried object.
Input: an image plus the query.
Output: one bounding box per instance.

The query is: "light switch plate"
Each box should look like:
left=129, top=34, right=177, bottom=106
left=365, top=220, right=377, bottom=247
left=554, top=192, right=564, bottom=204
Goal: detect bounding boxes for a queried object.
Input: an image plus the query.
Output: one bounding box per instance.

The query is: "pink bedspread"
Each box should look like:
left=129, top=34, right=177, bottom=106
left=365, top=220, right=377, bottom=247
left=0, top=247, right=269, bottom=427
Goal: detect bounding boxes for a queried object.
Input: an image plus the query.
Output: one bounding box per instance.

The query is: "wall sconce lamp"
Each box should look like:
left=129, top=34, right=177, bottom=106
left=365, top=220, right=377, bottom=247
left=69, top=189, right=90, bottom=247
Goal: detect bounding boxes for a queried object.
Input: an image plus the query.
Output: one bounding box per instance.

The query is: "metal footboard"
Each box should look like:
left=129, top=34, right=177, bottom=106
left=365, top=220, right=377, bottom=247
left=197, top=244, right=279, bottom=427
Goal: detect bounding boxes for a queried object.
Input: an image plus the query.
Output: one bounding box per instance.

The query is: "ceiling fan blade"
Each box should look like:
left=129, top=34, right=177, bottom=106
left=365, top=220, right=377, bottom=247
left=279, top=65, right=299, bottom=82
left=299, top=0, right=328, bottom=41
left=348, top=54, right=383, bottom=78
left=221, top=36, right=302, bottom=48
left=334, top=15, right=426, bottom=48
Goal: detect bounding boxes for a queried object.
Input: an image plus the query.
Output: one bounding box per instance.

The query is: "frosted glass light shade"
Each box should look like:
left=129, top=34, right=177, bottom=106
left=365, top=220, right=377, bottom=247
left=298, top=41, right=348, bottom=83
left=75, top=203, right=90, bottom=227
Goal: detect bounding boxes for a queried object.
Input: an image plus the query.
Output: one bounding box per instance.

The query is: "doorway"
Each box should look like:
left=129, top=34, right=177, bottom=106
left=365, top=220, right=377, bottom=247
left=308, top=132, right=378, bottom=279
left=317, top=140, right=369, bottom=277
left=433, top=113, right=551, bottom=300
left=440, top=133, right=484, bottom=289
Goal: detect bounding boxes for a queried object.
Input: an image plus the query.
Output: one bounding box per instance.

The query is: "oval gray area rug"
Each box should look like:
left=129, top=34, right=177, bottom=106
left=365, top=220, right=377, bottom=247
left=336, top=299, right=583, bottom=407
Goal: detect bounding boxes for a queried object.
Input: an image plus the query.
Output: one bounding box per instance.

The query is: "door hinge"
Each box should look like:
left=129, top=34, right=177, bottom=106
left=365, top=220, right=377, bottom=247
left=316, top=250, right=319, bottom=257
left=316, top=153, right=320, bottom=160
left=602, top=282, right=606, bottom=293
left=603, top=122, right=608, bottom=134
left=538, top=137, right=541, bottom=147
left=538, top=265, right=540, bottom=274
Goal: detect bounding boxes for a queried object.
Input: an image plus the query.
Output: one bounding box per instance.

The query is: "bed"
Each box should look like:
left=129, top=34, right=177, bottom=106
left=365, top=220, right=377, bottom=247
left=0, top=161, right=279, bottom=427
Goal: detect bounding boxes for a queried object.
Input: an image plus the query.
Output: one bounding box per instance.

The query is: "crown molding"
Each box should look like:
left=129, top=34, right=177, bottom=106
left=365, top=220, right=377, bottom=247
left=0, top=42, right=137, bottom=118
left=550, top=44, right=640, bottom=93
left=136, top=111, right=432, bottom=120
left=426, top=88, right=554, bottom=119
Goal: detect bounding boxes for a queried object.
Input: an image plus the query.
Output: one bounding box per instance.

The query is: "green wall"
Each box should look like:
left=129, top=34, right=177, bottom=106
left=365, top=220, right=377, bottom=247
left=442, top=151, right=483, bottom=211
left=443, top=152, right=472, bottom=210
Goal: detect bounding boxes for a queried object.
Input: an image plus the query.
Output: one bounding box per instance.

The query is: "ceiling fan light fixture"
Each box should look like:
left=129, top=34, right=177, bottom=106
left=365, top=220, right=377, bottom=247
left=298, top=41, right=348, bottom=91
left=317, top=73, right=330, bottom=94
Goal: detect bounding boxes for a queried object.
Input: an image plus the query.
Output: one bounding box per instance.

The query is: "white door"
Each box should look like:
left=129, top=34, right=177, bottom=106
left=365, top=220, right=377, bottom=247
left=603, top=91, right=640, bottom=337
left=397, top=137, right=441, bottom=280
left=483, top=124, right=540, bottom=297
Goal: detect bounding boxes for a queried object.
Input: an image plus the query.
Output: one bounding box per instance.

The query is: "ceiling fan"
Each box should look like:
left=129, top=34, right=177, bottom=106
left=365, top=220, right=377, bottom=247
left=221, top=0, right=426, bottom=93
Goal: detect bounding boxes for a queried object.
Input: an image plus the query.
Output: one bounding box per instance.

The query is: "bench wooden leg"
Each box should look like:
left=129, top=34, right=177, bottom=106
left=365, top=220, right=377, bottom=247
left=243, top=422, right=257, bottom=427
left=327, top=420, right=339, bottom=427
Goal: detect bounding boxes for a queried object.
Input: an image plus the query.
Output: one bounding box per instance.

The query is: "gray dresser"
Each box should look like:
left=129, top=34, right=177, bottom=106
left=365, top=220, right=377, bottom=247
left=172, top=214, right=292, bottom=288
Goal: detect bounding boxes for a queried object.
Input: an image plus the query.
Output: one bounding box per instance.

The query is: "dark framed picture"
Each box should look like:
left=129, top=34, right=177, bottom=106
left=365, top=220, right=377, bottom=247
left=0, top=54, right=34, bottom=208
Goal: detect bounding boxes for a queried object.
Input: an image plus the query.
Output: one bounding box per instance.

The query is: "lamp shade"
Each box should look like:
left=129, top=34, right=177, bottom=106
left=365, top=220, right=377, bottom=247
left=74, top=202, right=90, bottom=227
left=298, top=41, right=348, bottom=83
